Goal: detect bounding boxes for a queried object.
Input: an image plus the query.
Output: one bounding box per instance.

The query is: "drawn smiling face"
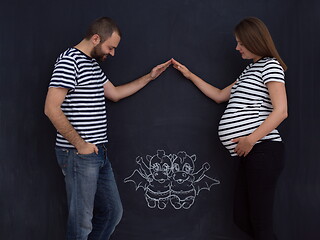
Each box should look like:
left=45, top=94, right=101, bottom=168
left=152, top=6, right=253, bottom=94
left=172, top=154, right=195, bottom=184
left=150, top=155, right=172, bottom=183
left=124, top=149, right=220, bottom=210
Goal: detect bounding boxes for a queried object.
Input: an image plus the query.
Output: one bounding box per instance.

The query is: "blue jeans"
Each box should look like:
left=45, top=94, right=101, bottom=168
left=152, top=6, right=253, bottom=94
left=55, top=144, right=123, bottom=240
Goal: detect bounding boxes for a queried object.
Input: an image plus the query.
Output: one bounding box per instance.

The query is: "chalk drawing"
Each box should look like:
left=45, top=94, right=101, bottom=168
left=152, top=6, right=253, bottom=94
left=124, top=150, right=220, bottom=210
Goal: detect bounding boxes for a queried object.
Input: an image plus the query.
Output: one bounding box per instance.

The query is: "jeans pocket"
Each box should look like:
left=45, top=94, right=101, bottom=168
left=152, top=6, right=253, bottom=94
left=76, top=151, right=101, bottom=166
left=76, top=152, right=97, bottom=157
left=76, top=152, right=100, bottom=163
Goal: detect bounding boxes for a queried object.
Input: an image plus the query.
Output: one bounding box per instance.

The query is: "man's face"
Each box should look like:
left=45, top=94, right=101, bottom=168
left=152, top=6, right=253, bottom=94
left=91, top=32, right=121, bottom=61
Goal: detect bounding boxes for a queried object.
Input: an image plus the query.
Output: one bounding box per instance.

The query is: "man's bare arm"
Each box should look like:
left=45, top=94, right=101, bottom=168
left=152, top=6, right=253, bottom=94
left=44, top=87, right=98, bottom=154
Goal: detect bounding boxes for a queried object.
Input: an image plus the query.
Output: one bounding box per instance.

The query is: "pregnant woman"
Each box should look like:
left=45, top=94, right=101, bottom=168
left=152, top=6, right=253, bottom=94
left=172, top=17, right=288, bottom=240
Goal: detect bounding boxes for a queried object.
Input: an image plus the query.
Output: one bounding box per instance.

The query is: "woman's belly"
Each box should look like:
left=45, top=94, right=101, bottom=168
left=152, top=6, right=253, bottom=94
left=218, top=108, right=262, bottom=156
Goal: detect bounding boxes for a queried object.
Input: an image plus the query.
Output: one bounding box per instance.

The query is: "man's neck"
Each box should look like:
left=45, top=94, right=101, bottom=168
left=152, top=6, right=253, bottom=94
left=74, top=39, right=93, bottom=58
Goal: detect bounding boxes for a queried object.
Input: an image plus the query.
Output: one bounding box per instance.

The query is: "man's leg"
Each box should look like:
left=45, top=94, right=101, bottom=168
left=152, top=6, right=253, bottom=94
left=89, top=145, right=123, bottom=240
left=56, top=147, right=104, bottom=240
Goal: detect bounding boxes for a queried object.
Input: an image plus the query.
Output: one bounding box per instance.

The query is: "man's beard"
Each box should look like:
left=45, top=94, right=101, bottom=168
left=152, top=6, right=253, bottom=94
left=91, top=44, right=107, bottom=62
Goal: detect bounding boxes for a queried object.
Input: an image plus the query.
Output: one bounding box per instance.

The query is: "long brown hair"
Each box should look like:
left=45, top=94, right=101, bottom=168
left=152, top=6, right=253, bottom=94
left=234, top=17, right=287, bottom=71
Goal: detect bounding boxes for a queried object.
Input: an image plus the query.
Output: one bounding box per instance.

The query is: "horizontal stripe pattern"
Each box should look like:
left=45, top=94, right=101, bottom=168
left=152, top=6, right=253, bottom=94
left=218, top=57, right=285, bottom=156
left=49, top=48, right=108, bottom=148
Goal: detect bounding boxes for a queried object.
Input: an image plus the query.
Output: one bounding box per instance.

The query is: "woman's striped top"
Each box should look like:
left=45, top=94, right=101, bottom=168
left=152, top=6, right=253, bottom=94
left=49, top=48, right=108, bottom=148
left=218, top=57, right=285, bottom=156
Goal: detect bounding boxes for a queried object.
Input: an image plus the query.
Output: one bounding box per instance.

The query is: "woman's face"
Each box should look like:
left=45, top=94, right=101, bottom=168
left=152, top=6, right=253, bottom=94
left=235, top=37, right=261, bottom=62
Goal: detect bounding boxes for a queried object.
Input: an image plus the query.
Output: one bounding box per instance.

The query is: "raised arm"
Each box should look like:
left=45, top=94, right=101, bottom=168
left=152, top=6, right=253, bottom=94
left=44, top=87, right=98, bottom=154
left=172, top=58, right=234, bottom=103
left=104, top=59, right=171, bottom=102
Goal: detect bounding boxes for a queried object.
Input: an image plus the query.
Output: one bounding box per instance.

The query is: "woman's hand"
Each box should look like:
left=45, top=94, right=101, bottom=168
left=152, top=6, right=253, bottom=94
left=171, top=58, right=193, bottom=79
left=232, top=136, right=255, bottom=157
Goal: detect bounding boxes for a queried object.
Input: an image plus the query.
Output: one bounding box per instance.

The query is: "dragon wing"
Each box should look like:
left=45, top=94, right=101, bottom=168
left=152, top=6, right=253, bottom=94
left=124, top=169, right=150, bottom=191
left=194, top=175, right=220, bottom=195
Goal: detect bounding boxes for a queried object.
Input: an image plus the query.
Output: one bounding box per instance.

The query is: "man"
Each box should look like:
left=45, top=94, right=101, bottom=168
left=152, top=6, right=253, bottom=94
left=44, top=17, right=171, bottom=240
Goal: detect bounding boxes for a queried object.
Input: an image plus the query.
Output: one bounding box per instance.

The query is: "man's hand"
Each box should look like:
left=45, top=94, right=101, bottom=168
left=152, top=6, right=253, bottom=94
left=104, top=59, right=172, bottom=102
left=149, top=59, right=172, bottom=80
left=76, top=142, right=99, bottom=155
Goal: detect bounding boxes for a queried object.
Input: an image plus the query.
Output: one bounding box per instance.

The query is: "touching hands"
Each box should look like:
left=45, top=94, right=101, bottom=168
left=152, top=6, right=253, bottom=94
left=171, top=58, right=193, bottom=79
left=232, top=136, right=255, bottom=157
left=149, top=59, right=172, bottom=80
left=149, top=58, right=193, bottom=80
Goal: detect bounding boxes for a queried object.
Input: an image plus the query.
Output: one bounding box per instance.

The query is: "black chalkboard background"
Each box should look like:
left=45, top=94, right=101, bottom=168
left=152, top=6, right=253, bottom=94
left=0, top=0, right=319, bottom=239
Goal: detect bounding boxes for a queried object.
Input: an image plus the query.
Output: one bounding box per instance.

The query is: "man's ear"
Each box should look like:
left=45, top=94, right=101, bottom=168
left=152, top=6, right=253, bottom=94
left=91, top=34, right=101, bottom=46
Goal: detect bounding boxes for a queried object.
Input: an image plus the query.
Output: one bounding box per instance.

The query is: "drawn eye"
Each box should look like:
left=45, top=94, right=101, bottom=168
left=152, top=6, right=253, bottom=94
left=173, top=163, right=180, bottom=171
left=162, top=163, right=169, bottom=171
left=183, top=164, right=192, bottom=173
left=153, top=163, right=161, bottom=171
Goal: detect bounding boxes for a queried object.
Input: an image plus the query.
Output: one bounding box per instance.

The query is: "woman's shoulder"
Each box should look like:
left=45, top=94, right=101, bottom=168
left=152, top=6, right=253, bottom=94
left=259, top=57, right=285, bottom=83
left=261, top=57, right=282, bottom=67
left=254, top=57, right=284, bottom=73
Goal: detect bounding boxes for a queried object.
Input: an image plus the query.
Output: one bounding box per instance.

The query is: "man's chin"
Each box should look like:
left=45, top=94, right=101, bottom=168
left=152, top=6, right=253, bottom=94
left=98, top=55, right=107, bottom=62
left=95, top=56, right=107, bottom=62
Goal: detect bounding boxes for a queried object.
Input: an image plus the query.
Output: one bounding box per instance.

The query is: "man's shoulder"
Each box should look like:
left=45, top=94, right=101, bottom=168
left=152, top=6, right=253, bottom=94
left=57, top=48, right=77, bottom=59
left=56, top=48, right=88, bottom=63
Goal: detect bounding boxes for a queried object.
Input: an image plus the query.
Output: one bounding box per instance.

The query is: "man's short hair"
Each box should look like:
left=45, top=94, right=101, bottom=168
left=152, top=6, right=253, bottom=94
left=85, top=17, right=121, bottom=42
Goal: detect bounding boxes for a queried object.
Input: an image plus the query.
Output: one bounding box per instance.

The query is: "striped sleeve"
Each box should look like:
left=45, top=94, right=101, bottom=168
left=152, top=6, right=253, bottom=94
left=261, top=59, right=285, bottom=84
left=49, top=56, right=77, bottom=90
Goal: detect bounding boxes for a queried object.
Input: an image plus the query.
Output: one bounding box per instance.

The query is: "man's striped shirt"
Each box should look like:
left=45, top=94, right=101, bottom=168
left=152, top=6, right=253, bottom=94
left=49, top=48, right=108, bottom=148
left=218, top=57, right=285, bottom=156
